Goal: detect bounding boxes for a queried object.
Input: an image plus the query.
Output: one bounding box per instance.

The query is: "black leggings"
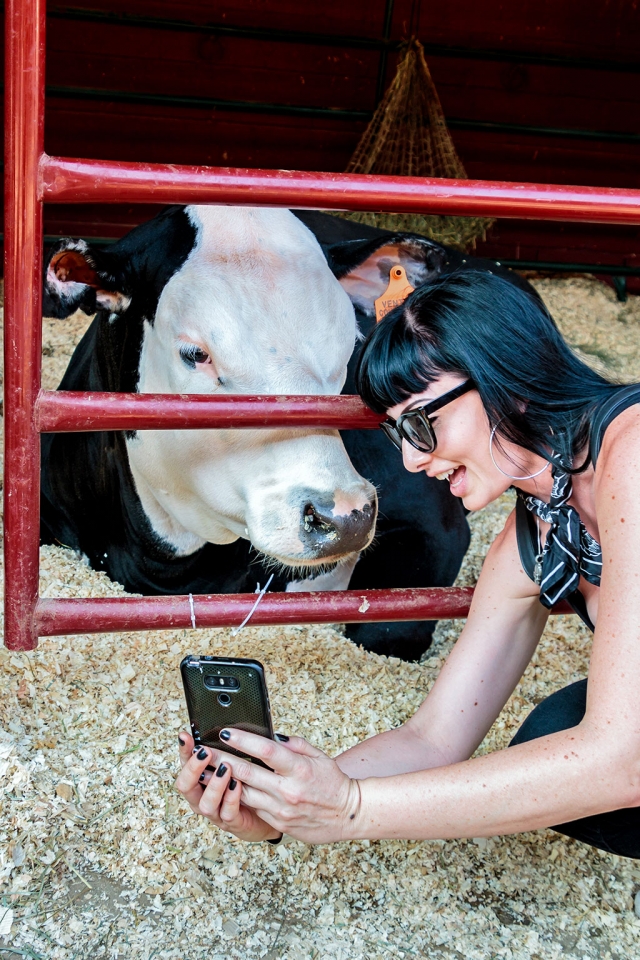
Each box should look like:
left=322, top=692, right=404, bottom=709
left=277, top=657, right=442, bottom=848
left=510, top=679, right=640, bottom=859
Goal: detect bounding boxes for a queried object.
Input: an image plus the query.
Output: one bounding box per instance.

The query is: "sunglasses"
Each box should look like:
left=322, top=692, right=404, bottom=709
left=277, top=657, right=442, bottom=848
left=380, top=380, right=473, bottom=453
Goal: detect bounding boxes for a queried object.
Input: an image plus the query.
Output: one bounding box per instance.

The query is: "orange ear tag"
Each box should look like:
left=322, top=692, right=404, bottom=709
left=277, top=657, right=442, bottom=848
left=374, top=265, right=415, bottom=322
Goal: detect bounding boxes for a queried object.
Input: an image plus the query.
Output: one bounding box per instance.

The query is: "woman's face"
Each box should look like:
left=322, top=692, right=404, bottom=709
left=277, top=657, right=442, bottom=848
left=386, top=374, right=542, bottom=511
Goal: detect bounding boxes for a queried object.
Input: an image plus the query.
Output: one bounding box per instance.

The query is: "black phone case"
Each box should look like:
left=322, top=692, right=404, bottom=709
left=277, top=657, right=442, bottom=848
left=180, top=656, right=274, bottom=766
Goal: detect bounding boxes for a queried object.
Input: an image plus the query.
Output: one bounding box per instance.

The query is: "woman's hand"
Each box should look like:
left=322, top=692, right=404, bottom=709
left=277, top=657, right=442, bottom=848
left=175, top=732, right=281, bottom=843
left=200, top=729, right=362, bottom=844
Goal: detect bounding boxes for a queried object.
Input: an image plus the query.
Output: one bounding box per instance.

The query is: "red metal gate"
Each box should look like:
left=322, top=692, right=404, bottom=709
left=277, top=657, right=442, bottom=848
left=5, top=0, right=640, bottom=651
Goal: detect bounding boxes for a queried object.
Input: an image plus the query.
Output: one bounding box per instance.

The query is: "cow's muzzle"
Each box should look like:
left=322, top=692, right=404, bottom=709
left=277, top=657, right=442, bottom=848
left=299, top=498, right=377, bottom=558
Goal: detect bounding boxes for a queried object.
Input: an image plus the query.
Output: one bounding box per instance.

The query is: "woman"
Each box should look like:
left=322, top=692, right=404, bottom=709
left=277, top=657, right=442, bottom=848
left=176, top=271, right=640, bottom=858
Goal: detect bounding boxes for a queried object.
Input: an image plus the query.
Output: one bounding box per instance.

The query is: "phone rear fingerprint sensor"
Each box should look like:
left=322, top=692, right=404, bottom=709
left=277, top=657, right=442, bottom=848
left=217, top=692, right=232, bottom=707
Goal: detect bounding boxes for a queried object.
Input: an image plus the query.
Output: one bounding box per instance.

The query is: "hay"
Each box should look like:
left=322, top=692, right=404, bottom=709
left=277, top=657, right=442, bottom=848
left=337, top=40, right=494, bottom=251
left=1, top=277, right=640, bottom=959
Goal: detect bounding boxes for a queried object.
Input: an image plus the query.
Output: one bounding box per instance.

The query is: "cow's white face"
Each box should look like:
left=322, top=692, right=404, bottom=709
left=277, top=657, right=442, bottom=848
left=126, top=207, right=377, bottom=569
left=45, top=205, right=446, bottom=574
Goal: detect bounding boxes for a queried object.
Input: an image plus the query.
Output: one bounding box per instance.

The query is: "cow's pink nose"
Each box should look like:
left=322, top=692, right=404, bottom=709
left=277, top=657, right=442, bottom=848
left=300, top=498, right=377, bottom=557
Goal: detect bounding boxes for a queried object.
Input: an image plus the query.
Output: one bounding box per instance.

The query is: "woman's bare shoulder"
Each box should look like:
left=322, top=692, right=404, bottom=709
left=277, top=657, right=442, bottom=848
left=594, top=403, right=640, bottom=507
left=597, top=402, right=640, bottom=469
left=589, top=405, right=640, bottom=555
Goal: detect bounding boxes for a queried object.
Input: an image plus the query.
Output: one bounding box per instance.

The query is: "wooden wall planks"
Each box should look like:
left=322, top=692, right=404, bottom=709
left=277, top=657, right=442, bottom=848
left=4, top=0, right=639, bottom=270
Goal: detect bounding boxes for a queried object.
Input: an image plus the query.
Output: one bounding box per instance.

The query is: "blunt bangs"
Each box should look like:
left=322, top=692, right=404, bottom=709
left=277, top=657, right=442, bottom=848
left=355, top=286, right=465, bottom=414
left=355, top=270, right=620, bottom=469
left=354, top=326, right=427, bottom=415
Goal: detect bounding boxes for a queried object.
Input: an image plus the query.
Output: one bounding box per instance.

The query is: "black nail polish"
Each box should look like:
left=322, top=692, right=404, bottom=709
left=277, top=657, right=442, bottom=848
left=229, top=778, right=237, bottom=791
left=199, top=772, right=206, bottom=782
left=219, top=730, right=231, bottom=742
left=216, top=763, right=228, bottom=778
left=178, top=735, right=186, bottom=746
left=275, top=733, right=290, bottom=742
left=196, top=747, right=208, bottom=761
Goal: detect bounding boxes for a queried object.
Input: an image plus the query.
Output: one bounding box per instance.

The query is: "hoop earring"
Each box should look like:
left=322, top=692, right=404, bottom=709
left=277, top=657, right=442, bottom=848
left=489, top=423, right=550, bottom=481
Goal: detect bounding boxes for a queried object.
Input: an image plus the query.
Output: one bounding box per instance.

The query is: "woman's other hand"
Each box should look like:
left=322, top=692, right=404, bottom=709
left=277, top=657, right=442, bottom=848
left=203, top=729, right=361, bottom=845
left=175, top=732, right=281, bottom=843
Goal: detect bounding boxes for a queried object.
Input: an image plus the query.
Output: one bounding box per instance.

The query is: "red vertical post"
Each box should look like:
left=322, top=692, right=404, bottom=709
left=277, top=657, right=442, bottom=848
left=4, top=0, right=46, bottom=649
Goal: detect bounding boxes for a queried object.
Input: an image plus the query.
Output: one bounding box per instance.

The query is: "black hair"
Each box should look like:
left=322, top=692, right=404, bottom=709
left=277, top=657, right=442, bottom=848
left=355, top=270, right=621, bottom=472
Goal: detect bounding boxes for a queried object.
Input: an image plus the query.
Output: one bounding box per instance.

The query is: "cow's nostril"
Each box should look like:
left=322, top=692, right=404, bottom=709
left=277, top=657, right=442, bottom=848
left=300, top=499, right=377, bottom=557
left=302, top=504, right=338, bottom=540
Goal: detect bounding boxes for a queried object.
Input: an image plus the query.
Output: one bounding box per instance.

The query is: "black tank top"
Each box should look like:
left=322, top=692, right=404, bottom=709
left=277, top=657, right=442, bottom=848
left=515, top=384, right=640, bottom=632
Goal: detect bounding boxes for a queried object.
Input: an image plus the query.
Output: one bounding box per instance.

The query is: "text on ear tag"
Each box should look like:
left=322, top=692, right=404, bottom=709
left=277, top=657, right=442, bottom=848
left=374, top=265, right=415, bottom=322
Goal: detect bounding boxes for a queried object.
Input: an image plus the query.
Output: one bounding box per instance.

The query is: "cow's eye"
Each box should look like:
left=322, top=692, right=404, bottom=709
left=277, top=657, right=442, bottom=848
left=179, top=343, right=210, bottom=368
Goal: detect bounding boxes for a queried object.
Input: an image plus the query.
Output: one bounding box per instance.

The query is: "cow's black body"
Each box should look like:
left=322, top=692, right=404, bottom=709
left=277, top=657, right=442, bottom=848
left=41, top=209, right=531, bottom=659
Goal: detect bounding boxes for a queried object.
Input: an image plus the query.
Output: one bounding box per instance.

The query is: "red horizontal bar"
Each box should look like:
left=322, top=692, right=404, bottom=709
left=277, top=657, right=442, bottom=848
left=40, top=155, right=640, bottom=225
left=36, top=588, right=474, bottom=636
left=36, top=391, right=383, bottom=433
left=34, top=588, right=574, bottom=638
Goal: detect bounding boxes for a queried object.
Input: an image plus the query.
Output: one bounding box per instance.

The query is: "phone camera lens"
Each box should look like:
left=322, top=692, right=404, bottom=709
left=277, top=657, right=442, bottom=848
left=217, top=693, right=232, bottom=707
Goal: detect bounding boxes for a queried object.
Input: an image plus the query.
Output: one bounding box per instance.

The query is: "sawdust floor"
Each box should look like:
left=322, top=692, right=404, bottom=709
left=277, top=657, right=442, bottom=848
left=1, top=276, right=640, bottom=959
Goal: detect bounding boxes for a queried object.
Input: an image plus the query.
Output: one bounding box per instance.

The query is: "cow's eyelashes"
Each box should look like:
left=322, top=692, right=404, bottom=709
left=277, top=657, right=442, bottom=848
left=179, top=344, right=211, bottom=368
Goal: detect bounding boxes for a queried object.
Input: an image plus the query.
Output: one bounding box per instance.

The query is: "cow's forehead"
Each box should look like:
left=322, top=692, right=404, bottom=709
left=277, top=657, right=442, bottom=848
left=186, top=205, right=325, bottom=261
left=156, top=206, right=355, bottom=340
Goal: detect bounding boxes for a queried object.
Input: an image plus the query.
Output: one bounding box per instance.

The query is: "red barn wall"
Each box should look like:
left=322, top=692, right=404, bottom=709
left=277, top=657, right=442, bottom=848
left=4, top=1, right=638, bottom=282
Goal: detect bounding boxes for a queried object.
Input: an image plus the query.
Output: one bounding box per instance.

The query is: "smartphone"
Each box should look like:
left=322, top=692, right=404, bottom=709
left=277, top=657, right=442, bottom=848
left=180, top=655, right=274, bottom=767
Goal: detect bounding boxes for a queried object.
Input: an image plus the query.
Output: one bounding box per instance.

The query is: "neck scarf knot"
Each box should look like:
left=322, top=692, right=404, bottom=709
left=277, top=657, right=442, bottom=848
left=520, top=455, right=602, bottom=609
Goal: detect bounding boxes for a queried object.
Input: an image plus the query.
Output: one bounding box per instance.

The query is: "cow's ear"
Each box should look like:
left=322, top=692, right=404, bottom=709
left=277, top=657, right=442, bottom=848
left=43, top=239, right=131, bottom=319
left=327, top=235, right=450, bottom=317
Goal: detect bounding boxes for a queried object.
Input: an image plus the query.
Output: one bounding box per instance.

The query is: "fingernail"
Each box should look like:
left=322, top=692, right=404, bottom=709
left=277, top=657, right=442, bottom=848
left=199, top=772, right=206, bottom=782
left=229, top=778, right=237, bottom=791
left=219, top=730, right=231, bottom=742
left=178, top=735, right=186, bottom=746
left=196, top=747, right=208, bottom=761
left=275, top=733, right=290, bottom=742
left=216, top=763, right=228, bottom=778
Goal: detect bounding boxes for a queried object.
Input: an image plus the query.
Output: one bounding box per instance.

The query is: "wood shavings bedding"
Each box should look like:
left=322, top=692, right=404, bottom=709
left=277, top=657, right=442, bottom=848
left=1, top=277, right=640, bottom=959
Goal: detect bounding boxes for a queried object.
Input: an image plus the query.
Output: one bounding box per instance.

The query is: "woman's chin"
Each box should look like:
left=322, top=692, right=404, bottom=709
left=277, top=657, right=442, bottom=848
left=461, top=493, right=480, bottom=510
left=447, top=466, right=511, bottom=511
left=461, top=482, right=508, bottom=512
left=457, top=480, right=493, bottom=511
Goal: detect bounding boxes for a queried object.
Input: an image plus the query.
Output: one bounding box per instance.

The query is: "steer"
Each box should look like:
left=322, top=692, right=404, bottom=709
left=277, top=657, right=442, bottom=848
left=41, top=207, right=529, bottom=658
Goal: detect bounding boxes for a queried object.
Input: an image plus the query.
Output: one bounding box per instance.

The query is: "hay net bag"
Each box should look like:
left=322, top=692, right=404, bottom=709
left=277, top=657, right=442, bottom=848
left=338, top=38, right=493, bottom=250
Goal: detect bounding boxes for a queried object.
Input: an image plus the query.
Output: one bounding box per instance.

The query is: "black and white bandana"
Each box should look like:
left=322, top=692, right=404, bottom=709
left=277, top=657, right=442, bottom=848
left=520, top=455, right=602, bottom=608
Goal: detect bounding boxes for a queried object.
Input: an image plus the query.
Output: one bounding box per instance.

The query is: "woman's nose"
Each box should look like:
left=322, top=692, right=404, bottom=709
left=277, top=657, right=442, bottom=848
left=402, top=439, right=433, bottom=473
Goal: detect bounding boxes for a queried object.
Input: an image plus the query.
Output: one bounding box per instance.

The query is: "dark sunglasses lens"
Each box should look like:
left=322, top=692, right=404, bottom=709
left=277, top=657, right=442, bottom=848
left=402, top=416, right=436, bottom=453
left=380, top=422, right=403, bottom=451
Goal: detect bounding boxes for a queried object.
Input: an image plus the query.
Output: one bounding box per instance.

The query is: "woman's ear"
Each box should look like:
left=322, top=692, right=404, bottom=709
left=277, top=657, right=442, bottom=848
left=326, top=235, right=449, bottom=316
left=43, top=239, right=131, bottom=319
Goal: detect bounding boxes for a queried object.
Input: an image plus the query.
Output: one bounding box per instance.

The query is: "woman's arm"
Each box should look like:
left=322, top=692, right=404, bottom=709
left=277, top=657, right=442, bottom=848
left=337, top=510, right=549, bottom=779
left=321, top=417, right=640, bottom=841
left=354, top=463, right=640, bottom=842
left=210, top=453, right=640, bottom=843
left=351, top=716, right=636, bottom=841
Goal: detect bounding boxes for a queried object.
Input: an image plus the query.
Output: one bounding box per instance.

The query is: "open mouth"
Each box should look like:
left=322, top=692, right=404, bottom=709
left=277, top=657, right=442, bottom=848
left=448, top=466, right=466, bottom=488
left=435, top=465, right=466, bottom=488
